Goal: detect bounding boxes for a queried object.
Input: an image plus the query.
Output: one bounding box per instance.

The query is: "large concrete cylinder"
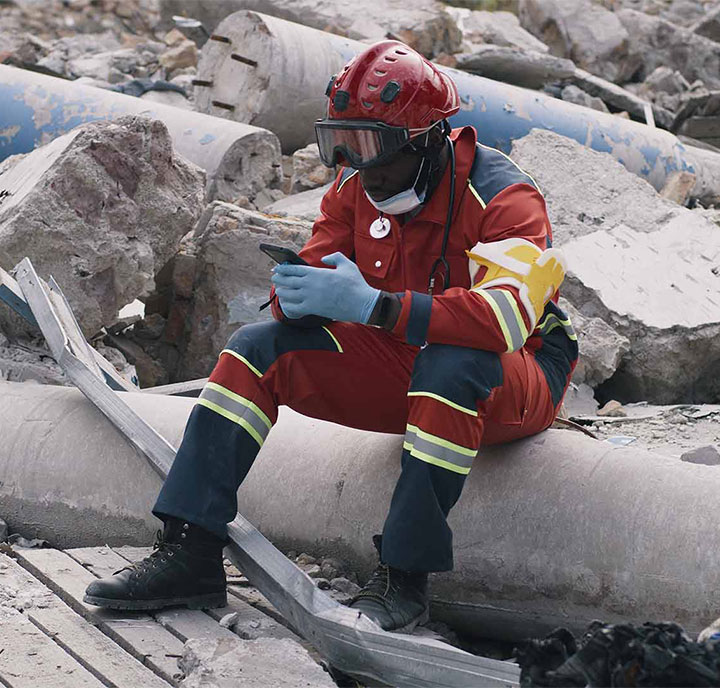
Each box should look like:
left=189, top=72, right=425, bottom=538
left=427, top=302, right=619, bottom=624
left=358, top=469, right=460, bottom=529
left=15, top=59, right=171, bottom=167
left=1, top=381, right=719, bottom=641
left=0, top=64, right=281, bottom=203
left=195, top=10, right=720, bottom=203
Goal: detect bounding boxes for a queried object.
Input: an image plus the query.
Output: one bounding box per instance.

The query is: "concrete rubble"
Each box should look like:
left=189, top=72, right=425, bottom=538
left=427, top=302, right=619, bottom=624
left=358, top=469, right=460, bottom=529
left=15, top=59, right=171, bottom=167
left=110, top=202, right=312, bottom=384
left=511, top=128, right=720, bottom=404
left=289, top=143, right=336, bottom=195
left=178, top=636, right=337, bottom=687
left=518, top=0, right=637, bottom=83
left=617, top=8, right=720, bottom=90
left=0, top=115, right=205, bottom=337
left=159, top=0, right=462, bottom=58
left=446, top=6, right=549, bottom=54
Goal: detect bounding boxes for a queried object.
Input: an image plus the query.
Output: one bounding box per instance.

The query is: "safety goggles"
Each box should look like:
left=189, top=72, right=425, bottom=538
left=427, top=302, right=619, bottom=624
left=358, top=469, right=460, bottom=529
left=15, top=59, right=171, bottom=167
left=315, top=119, right=430, bottom=169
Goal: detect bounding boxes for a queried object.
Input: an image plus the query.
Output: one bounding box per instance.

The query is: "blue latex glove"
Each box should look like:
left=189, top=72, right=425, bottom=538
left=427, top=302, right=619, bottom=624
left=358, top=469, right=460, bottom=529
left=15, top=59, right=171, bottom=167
left=271, top=252, right=381, bottom=323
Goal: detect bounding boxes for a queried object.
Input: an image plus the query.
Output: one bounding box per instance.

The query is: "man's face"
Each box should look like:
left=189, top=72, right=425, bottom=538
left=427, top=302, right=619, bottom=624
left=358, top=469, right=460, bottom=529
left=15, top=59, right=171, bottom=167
left=356, top=148, right=423, bottom=203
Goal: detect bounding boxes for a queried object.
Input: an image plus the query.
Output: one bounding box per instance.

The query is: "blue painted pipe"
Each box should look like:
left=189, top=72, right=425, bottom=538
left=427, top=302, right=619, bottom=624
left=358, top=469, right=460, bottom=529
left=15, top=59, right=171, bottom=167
left=0, top=64, right=282, bottom=203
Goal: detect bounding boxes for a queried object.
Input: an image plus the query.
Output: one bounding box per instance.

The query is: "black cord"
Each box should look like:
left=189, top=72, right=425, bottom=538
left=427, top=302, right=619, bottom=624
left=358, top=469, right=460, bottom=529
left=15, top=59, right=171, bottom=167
left=428, top=135, right=456, bottom=295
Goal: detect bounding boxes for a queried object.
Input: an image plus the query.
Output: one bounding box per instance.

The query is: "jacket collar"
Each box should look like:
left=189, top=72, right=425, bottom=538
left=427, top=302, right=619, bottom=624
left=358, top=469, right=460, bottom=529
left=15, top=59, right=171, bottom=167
left=410, top=125, right=477, bottom=226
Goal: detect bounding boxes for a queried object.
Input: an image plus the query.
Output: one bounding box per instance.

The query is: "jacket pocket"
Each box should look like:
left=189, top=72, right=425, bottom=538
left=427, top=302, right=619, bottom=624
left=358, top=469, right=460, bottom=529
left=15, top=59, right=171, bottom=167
left=354, top=233, right=396, bottom=287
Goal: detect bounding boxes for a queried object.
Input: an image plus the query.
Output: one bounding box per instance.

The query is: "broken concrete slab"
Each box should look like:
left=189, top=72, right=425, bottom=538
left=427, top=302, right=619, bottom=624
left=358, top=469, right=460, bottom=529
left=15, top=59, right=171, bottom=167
left=456, top=45, right=576, bottom=90
left=178, top=636, right=336, bottom=687
left=289, top=143, right=335, bottom=194
left=446, top=6, right=549, bottom=53
left=642, top=66, right=691, bottom=98
left=511, top=129, right=720, bottom=404
left=560, top=84, right=609, bottom=113
left=177, top=202, right=311, bottom=380
left=617, top=8, right=720, bottom=90
left=678, top=116, right=720, bottom=149
left=559, top=298, right=629, bottom=388
left=570, top=68, right=675, bottom=129
left=0, top=116, right=205, bottom=336
left=518, top=0, right=637, bottom=83
left=264, top=184, right=328, bottom=222
left=691, top=5, right=720, bottom=42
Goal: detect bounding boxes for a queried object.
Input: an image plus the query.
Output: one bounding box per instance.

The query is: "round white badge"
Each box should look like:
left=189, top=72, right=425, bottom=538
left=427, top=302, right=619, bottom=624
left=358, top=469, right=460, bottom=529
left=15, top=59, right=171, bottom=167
left=369, top=217, right=391, bottom=239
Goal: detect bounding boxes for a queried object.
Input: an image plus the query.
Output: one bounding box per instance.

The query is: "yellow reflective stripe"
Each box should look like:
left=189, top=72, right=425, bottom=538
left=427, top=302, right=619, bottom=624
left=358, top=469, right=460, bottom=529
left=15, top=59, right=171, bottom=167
left=197, top=399, right=265, bottom=447
left=322, top=326, right=343, bottom=353
left=220, top=349, right=262, bottom=378
left=474, top=289, right=514, bottom=352
left=538, top=312, right=571, bottom=328
left=467, top=180, right=487, bottom=209
left=205, top=381, right=271, bottom=430
left=403, top=441, right=472, bottom=475
left=536, top=312, right=578, bottom=341
left=407, top=391, right=477, bottom=417
left=406, top=424, right=476, bottom=457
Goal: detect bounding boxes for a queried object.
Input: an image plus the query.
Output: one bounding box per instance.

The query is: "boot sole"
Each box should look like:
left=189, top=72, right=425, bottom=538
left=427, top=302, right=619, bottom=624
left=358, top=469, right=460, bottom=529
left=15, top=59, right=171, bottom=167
left=83, top=591, right=227, bottom=611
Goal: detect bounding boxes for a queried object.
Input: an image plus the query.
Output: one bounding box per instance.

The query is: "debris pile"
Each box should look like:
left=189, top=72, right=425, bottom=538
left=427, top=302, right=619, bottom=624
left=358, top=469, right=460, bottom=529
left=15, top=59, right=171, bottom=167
left=516, top=621, right=720, bottom=687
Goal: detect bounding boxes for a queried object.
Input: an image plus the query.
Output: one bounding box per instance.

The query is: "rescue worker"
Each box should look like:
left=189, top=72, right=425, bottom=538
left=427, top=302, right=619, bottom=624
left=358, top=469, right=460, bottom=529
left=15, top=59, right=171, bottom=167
left=84, top=41, right=578, bottom=632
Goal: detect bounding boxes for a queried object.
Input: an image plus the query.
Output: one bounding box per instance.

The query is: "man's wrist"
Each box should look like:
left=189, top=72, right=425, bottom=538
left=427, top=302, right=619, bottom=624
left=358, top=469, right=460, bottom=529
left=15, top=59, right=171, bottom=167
left=367, top=291, right=403, bottom=330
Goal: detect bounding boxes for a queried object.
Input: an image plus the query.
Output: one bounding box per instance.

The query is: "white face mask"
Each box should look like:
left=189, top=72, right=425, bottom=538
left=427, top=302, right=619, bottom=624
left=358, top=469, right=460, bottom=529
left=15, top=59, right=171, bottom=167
left=363, top=152, right=430, bottom=215
left=365, top=185, right=425, bottom=215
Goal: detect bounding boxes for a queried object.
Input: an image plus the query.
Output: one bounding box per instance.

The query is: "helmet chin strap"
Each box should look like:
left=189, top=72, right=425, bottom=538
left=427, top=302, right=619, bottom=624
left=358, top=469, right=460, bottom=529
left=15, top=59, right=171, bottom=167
left=427, top=131, right=456, bottom=295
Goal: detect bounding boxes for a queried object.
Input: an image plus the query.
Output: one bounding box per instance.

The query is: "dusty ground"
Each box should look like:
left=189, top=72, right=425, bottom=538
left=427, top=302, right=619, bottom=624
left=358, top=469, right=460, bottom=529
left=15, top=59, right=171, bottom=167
left=565, top=395, right=720, bottom=460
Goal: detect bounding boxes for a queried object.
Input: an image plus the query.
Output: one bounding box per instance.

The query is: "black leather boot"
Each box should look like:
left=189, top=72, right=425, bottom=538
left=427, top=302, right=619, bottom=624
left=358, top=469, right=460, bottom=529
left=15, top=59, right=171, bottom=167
left=349, top=535, right=429, bottom=632
left=83, top=517, right=227, bottom=611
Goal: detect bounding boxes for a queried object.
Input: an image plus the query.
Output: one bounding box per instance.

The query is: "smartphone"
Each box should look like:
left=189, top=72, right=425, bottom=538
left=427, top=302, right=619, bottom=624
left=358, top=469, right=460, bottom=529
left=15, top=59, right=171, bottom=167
left=259, top=243, right=308, bottom=266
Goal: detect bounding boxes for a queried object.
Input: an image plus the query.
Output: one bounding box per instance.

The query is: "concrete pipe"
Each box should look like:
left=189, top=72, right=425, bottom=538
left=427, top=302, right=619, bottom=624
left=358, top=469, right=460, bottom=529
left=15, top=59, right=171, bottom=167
left=2, top=380, right=720, bottom=641
left=0, top=64, right=281, bottom=203
left=194, top=10, right=720, bottom=203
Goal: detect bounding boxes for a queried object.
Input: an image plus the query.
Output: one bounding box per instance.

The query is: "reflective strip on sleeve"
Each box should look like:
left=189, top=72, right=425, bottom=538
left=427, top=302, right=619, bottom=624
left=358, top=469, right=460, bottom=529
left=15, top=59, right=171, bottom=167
left=403, top=424, right=476, bottom=475
left=220, top=349, right=263, bottom=378
left=535, top=312, right=578, bottom=341
left=472, top=287, right=528, bottom=352
left=197, top=382, right=272, bottom=447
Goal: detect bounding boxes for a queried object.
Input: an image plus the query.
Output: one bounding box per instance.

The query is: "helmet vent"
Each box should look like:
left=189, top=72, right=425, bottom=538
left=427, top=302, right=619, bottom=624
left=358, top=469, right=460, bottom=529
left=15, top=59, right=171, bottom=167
left=361, top=99, right=373, bottom=109
left=395, top=49, right=408, bottom=55
left=384, top=56, right=397, bottom=63
left=374, top=69, right=387, bottom=76
left=367, top=83, right=378, bottom=91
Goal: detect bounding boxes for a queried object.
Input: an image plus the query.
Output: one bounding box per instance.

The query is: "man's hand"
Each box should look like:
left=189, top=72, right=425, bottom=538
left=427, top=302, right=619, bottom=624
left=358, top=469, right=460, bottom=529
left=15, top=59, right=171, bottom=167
left=271, top=252, right=381, bottom=324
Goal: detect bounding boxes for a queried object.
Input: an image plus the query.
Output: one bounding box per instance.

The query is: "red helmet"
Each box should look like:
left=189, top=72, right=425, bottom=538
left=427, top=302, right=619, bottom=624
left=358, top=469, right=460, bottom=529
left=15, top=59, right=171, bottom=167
left=315, top=40, right=460, bottom=168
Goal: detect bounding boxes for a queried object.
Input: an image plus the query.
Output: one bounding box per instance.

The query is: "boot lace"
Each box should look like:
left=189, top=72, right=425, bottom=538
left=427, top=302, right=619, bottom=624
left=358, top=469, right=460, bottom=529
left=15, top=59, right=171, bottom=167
left=351, top=563, right=400, bottom=607
left=118, top=529, right=182, bottom=577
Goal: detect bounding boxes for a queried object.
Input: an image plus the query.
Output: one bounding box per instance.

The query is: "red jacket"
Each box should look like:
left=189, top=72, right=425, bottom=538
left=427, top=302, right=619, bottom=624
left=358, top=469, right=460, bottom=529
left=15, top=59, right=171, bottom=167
left=273, top=125, right=574, bottom=356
